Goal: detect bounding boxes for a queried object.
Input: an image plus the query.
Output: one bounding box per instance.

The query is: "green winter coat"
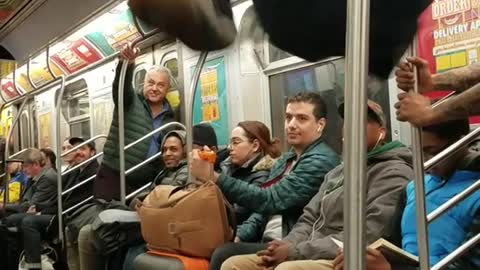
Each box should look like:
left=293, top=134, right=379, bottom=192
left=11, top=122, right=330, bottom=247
left=218, top=138, right=340, bottom=240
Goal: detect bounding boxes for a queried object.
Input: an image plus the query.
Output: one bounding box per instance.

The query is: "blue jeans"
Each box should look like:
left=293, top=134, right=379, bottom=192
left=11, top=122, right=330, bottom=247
left=122, top=244, right=147, bottom=270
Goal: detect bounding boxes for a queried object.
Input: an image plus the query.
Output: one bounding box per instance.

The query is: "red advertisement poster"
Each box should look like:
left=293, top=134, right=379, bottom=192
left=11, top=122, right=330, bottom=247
left=50, top=38, right=103, bottom=74
left=416, top=0, right=480, bottom=124
left=1, top=81, right=20, bottom=100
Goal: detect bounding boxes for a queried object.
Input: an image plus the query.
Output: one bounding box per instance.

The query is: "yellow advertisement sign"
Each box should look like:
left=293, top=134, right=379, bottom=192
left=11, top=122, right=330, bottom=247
left=0, top=106, right=12, bottom=138
left=39, top=112, right=52, bottom=148
left=199, top=69, right=220, bottom=122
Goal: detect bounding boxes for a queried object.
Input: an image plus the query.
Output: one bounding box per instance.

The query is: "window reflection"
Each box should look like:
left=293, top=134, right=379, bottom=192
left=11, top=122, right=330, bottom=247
left=269, top=59, right=391, bottom=153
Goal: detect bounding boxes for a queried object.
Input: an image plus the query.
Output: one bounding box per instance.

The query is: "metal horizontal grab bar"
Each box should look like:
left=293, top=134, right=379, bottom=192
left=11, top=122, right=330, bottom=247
left=125, top=151, right=162, bottom=175
left=61, top=153, right=103, bottom=177
left=424, top=127, right=480, bottom=171
left=126, top=182, right=153, bottom=200
left=431, top=233, right=480, bottom=270
left=431, top=91, right=456, bottom=109
left=61, top=135, right=107, bottom=157
left=61, top=174, right=96, bottom=196
left=8, top=148, right=29, bottom=160
left=124, top=122, right=186, bottom=151
left=427, top=180, right=480, bottom=223
left=62, top=195, right=93, bottom=215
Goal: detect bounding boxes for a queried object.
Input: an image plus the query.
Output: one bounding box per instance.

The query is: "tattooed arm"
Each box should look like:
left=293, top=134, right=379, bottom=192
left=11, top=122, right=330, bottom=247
left=433, top=63, right=480, bottom=92
left=396, top=57, right=480, bottom=93
left=396, top=83, right=480, bottom=126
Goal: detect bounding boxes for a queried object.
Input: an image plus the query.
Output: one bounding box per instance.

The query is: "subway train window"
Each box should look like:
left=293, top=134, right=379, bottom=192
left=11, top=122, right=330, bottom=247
left=164, top=58, right=179, bottom=79
left=269, top=44, right=292, bottom=63
left=269, top=58, right=391, bottom=153
left=61, top=79, right=91, bottom=138
left=134, top=67, right=147, bottom=91
left=19, top=112, right=30, bottom=149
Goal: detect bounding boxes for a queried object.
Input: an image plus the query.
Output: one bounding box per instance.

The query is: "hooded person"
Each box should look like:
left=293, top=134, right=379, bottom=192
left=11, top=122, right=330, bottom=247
left=221, top=100, right=414, bottom=270
left=153, top=130, right=189, bottom=186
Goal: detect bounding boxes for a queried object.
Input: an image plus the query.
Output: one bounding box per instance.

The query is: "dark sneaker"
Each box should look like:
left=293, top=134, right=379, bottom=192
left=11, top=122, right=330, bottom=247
left=128, top=0, right=237, bottom=51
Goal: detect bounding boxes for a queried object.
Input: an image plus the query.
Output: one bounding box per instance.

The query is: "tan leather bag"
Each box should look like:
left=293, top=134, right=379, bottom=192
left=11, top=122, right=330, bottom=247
left=138, top=182, right=235, bottom=258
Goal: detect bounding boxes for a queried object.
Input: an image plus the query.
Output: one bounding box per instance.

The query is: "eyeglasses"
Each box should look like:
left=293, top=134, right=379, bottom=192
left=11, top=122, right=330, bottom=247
left=229, top=139, right=249, bottom=148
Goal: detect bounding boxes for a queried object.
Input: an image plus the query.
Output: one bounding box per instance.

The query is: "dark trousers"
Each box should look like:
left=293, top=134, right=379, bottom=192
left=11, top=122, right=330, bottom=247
left=21, top=214, right=53, bottom=266
left=209, top=242, right=267, bottom=270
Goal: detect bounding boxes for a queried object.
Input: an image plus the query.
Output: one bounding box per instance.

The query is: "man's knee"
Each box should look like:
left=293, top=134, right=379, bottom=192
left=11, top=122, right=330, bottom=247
left=78, top=225, right=93, bottom=245
left=220, top=254, right=260, bottom=270
left=20, top=214, right=37, bottom=231
left=275, top=261, right=301, bottom=270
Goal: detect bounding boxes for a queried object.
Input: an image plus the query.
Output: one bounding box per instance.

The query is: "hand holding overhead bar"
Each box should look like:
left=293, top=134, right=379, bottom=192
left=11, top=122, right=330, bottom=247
left=408, top=41, right=431, bottom=270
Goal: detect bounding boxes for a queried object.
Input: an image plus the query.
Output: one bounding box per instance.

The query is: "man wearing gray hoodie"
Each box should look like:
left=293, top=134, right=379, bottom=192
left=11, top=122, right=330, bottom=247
left=221, top=100, right=414, bottom=270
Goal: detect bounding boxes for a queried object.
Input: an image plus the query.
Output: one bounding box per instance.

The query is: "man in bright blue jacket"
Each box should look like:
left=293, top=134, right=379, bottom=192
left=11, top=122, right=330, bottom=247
left=334, top=118, right=480, bottom=270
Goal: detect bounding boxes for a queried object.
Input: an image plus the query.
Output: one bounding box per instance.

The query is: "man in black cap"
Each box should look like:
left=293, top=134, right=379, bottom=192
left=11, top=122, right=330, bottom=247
left=63, top=137, right=99, bottom=210
left=193, top=123, right=229, bottom=171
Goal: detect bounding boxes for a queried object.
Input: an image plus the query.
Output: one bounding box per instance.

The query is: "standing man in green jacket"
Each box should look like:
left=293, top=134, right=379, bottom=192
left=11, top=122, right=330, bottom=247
left=94, top=44, right=176, bottom=200
left=191, top=92, right=340, bottom=270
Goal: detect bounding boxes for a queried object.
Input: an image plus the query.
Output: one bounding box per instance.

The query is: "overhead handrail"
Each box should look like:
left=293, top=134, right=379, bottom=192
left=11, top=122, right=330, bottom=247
left=409, top=42, right=431, bottom=270
left=45, top=46, right=57, bottom=80
left=186, top=52, right=208, bottom=183
left=427, top=179, right=479, bottom=223
left=343, top=0, right=370, bottom=268
left=26, top=56, right=37, bottom=89
left=12, top=65, right=23, bottom=97
left=424, top=127, right=480, bottom=171
left=431, top=233, right=480, bottom=270
left=125, top=122, right=186, bottom=150
left=60, top=134, right=107, bottom=157
left=117, top=29, right=163, bottom=204
left=54, top=75, right=67, bottom=244
left=2, top=96, right=29, bottom=205
left=3, top=32, right=168, bottom=108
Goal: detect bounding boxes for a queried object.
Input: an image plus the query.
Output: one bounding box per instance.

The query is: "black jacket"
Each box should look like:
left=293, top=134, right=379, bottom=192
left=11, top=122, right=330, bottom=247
left=63, top=160, right=99, bottom=211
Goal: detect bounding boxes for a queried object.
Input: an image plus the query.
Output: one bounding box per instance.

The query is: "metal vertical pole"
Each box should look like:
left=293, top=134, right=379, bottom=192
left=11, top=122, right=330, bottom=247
left=2, top=97, right=29, bottom=206
left=344, top=0, right=370, bottom=269
left=118, top=60, right=129, bottom=204
left=410, top=40, right=430, bottom=270
left=55, top=75, right=66, bottom=243
left=186, top=52, right=208, bottom=180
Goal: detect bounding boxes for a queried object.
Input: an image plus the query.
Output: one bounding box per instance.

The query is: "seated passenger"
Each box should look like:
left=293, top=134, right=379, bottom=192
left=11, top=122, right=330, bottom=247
left=0, top=159, right=28, bottom=204
left=40, top=148, right=57, bottom=172
left=190, top=92, right=341, bottom=270
left=123, top=121, right=281, bottom=270
left=13, top=139, right=98, bottom=270
left=221, top=121, right=281, bottom=226
left=61, top=138, right=76, bottom=172
left=2, top=148, right=57, bottom=217
left=129, top=130, right=189, bottom=208
left=334, top=118, right=480, bottom=270
left=219, top=100, right=414, bottom=270
left=193, top=122, right=228, bottom=171
left=63, top=137, right=100, bottom=211
left=78, top=130, right=190, bottom=270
